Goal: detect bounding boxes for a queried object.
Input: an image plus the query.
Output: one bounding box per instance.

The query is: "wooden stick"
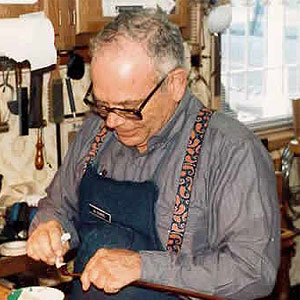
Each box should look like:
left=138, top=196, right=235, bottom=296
left=58, top=266, right=228, bottom=300
left=132, top=280, right=229, bottom=300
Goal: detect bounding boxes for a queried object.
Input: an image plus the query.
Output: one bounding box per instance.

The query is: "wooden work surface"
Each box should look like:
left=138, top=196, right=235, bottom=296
left=0, top=255, right=51, bottom=300
left=0, top=255, right=23, bottom=300
left=0, top=286, right=9, bottom=300
left=0, top=255, right=34, bottom=278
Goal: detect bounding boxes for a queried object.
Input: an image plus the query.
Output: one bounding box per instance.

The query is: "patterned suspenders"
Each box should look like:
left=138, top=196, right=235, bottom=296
left=83, top=107, right=214, bottom=253
left=83, top=123, right=108, bottom=174
left=166, top=108, right=213, bottom=253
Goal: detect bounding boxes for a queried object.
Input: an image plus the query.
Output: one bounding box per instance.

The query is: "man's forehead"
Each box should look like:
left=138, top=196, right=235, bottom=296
left=92, top=39, right=152, bottom=65
left=92, top=45, right=156, bottom=83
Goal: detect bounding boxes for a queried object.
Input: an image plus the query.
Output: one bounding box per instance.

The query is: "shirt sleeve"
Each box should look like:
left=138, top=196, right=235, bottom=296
left=29, top=115, right=100, bottom=249
left=139, top=137, right=281, bottom=299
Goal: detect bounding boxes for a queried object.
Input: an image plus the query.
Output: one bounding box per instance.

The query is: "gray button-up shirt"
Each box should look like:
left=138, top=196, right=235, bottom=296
left=30, top=89, right=280, bottom=299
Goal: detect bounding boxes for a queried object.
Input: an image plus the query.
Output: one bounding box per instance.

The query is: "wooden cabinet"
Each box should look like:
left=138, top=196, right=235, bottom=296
left=0, top=0, right=189, bottom=51
left=0, top=0, right=41, bottom=18
left=0, top=0, right=75, bottom=50
left=75, top=0, right=189, bottom=36
left=43, top=0, right=76, bottom=50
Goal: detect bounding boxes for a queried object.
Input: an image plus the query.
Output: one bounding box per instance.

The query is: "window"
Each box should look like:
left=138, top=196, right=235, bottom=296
left=221, top=0, right=300, bottom=129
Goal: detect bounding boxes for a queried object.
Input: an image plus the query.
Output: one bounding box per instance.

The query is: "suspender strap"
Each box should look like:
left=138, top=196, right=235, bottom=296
left=166, top=107, right=213, bottom=253
left=83, top=122, right=107, bottom=174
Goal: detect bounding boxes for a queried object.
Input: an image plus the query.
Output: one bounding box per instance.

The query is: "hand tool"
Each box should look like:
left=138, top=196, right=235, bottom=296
left=34, top=127, right=44, bottom=170
left=58, top=262, right=229, bottom=300
left=65, top=52, right=85, bottom=119
left=48, top=58, right=64, bottom=167
left=28, top=69, right=43, bottom=128
left=16, top=65, right=29, bottom=136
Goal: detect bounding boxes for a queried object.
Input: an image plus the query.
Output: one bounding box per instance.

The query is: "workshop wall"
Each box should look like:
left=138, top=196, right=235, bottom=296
left=0, top=66, right=90, bottom=207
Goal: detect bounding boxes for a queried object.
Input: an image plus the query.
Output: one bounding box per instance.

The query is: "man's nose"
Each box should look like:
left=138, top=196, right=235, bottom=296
left=105, top=112, right=126, bottom=128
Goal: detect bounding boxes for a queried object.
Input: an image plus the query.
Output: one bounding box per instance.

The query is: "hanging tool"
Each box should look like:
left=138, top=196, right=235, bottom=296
left=29, top=69, right=44, bottom=128
left=3, top=58, right=19, bottom=116
left=29, top=65, right=45, bottom=169
left=0, top=66, right=14, bottom=93
left=16, top=64, right=29, bottom=136
left=34, top=127, right=44, bottom=170
left=0, top=65, right=14, bottom=124
left=0, top=174, right=3, bottom=195
left=65, top=52, right=85, bottom=119
left=48, top=57, right=64, bottom=168
left=65, top=76, right=76, bottom=119
left=189, top=1, right=205, bottom=56
left=6, top=82, right=18, bottom=116
left=48, top=65, right=64, bottom=124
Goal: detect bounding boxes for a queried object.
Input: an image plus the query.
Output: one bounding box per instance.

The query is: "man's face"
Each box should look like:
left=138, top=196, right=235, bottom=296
left=91, top=39, right=181, bottom=153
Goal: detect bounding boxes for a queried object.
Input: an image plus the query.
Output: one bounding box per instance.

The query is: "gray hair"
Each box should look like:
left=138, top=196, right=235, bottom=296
left=90, top=8, right=185, bottom=77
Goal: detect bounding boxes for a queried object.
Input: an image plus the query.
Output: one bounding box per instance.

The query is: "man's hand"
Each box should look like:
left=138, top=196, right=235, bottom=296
left=26, top=220, right=70, bottom=265
left=81, top=248, right=141, bottom=294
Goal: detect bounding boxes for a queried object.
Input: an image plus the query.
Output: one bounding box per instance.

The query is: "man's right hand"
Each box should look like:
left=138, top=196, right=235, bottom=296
left=26, top=220, right=70, bottom=265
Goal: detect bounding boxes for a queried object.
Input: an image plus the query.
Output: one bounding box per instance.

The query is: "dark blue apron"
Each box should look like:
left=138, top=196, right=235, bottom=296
left=70, top=108, right=213, bottom=299
left=70, top=162, right=178, bottom=299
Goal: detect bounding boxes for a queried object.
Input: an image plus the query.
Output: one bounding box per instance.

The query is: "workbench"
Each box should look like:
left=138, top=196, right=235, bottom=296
left=0, top=255, right=34, bottom=278
left=0, top=255, right=58, bottom=300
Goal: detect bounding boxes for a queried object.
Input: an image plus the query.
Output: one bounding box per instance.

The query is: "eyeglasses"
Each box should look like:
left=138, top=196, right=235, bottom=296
left=83, top=74, right=168, bottom=120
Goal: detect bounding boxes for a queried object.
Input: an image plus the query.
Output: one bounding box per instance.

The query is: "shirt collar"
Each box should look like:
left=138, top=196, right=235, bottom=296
left=146, top=88, right=197, bottom=152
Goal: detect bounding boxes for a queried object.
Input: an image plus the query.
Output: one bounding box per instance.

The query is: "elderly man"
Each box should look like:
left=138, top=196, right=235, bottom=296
left=27, top=9, right=280, bottom=300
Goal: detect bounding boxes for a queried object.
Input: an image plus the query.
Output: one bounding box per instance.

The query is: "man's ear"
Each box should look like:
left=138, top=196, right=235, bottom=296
left=167, top=68, right=188, bottom=104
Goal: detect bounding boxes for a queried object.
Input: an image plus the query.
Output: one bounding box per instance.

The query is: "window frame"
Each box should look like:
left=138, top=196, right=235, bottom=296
left=219, top=0, right=299, bottom=132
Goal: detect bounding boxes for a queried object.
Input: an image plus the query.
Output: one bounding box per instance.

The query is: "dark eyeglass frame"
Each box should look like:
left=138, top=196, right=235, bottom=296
left=83, top=74, right=168, bottom=120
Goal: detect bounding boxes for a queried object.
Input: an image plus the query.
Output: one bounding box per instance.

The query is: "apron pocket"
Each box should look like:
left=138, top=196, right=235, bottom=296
left=76, top=222, right=135, bottom=273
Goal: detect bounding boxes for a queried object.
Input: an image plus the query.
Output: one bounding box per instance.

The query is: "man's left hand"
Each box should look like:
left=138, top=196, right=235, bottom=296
left=81, top=248, right=141, bottom=293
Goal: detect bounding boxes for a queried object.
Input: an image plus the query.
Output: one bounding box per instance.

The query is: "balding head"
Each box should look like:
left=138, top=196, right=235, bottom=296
left=90, top=8, right=186, bottom=77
